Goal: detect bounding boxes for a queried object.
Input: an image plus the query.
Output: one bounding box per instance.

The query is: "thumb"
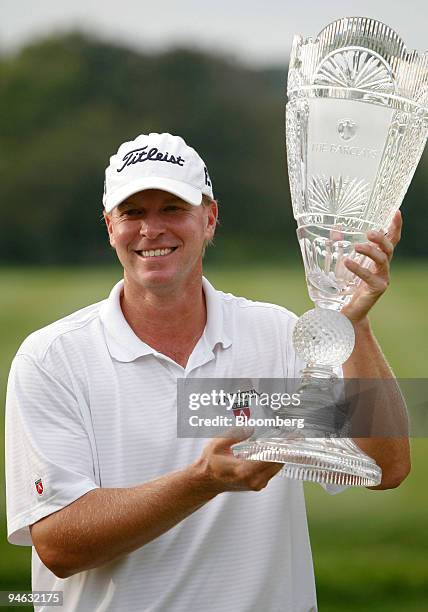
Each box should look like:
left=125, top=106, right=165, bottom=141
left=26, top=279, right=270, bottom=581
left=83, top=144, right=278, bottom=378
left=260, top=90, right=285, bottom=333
left=213, top=426, right=254, bottom=452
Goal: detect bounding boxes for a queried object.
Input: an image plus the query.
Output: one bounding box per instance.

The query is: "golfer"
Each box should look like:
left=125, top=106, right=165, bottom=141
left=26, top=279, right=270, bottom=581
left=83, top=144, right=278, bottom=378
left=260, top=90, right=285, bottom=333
left=5, top=133, right=410, bottom=611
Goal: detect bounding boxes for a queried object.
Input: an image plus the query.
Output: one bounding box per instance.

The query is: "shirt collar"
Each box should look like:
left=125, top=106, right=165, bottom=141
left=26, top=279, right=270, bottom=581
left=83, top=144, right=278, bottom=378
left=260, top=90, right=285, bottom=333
left=202, top=276, right=232, bottom=352
left=99, top=277, right=232, bottom=363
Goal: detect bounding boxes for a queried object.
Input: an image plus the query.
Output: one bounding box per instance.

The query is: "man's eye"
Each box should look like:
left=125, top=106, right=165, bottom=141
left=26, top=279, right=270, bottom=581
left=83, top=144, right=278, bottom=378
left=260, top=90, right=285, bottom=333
left=164, top=205, right=182, bottom=212
left=123, top=209, right=141, bottom=216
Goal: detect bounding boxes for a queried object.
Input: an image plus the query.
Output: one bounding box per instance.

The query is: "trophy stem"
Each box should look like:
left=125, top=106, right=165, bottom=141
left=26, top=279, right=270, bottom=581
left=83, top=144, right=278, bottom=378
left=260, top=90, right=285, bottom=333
left=282, top=365, right=338, bottom=436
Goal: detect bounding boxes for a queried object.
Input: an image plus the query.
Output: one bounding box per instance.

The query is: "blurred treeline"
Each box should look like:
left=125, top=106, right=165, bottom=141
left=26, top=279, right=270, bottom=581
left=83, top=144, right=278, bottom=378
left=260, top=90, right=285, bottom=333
left=0, top=33, right=427, bottom=265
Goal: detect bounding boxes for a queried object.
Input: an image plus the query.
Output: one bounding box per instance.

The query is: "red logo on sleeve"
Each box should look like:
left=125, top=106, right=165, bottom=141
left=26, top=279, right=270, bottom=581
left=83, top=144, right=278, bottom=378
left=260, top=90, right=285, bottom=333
left=35, top=479, right=44, bottom=495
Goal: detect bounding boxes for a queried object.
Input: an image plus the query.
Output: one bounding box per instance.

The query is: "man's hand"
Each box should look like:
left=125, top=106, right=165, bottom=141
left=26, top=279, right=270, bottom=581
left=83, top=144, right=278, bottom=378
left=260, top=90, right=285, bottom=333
left=342, top=210, right=402, bottom=325
left=194, top=428, right=284, bottom=494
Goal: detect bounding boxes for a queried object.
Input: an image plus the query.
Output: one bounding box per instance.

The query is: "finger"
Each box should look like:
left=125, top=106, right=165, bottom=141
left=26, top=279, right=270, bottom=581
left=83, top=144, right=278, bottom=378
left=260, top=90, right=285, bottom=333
left=330, top=227, right=344, bottom=242
left=241, top=461, right=284, bottom=477
left=344, top=258, right=389, bottom=292
left=212, top=426, right=254, bottom=452
left=365, top=232, right=394, bottom=259
left=385, top=210, right=402, bottom=246
left=354, top=242, right=390, bottom=268
left=245, top=457, right=284, bottom=474
left=262, top=461, right=284, bottom=477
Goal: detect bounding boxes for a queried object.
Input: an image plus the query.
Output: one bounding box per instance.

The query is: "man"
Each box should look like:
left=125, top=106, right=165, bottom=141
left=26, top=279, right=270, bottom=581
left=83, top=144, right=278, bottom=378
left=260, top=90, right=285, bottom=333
left=6, top=132, right=410, bottom=612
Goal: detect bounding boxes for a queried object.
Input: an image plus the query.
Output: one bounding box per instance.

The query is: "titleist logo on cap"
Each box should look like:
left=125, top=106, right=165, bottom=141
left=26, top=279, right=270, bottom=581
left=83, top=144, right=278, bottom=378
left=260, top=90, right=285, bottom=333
left=117, top=146, right=186, bottom=173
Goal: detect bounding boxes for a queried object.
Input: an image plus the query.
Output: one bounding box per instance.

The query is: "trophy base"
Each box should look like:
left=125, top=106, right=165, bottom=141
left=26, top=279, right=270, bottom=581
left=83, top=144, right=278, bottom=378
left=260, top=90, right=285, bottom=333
left=232, top=436, right=382, bottom=487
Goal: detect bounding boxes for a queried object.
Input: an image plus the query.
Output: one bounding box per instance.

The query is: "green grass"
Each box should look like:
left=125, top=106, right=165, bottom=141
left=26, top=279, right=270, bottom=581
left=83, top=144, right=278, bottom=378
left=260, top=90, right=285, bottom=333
left=1, top=263, right=427, bottom=610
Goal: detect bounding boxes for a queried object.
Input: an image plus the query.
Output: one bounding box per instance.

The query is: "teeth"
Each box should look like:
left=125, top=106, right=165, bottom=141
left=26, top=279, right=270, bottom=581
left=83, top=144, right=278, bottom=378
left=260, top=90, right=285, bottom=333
left=140, top=248, right=173, bottom=258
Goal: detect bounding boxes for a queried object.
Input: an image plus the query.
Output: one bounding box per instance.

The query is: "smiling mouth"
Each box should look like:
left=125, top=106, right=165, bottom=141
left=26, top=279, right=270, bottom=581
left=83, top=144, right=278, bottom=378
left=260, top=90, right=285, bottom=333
left=135, top=247, right=178, bottom=259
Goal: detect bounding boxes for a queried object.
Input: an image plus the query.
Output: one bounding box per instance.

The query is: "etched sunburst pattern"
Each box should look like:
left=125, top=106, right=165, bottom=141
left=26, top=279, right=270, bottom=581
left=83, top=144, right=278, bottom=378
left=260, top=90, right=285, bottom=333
left=314, top=49, right=395, bottom=93
left=308, top=175, right=369, bottom=217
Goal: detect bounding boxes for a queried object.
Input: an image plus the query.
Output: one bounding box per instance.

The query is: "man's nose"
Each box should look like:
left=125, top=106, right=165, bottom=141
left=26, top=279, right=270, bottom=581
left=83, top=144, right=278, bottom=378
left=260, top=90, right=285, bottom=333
left=139, top=215, right=165, bottom=240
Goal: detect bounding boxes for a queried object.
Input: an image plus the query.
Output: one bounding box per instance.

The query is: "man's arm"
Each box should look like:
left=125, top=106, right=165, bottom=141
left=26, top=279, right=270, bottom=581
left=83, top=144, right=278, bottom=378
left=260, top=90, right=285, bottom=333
left=30, top=429, right=282, bottom=579
left=342, top=210, right=411, bottom=490
left=342, top=319, right=411, bottom=489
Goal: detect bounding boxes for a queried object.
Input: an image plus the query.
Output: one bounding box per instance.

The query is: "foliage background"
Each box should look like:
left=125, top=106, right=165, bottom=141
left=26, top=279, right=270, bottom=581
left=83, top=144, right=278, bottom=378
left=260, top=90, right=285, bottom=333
left=0, top=34, right=427, bottom=612
left=0, top=34, right=427, bottom=265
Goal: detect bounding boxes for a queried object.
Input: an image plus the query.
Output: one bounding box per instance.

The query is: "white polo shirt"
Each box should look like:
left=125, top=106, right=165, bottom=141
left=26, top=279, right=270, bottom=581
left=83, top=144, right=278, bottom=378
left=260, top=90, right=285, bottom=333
left=6, top=277, right=319, bottom=612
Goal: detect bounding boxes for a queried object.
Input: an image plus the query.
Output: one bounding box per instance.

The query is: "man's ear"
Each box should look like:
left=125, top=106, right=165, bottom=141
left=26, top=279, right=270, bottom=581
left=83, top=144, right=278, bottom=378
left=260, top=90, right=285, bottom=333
left=103, top=211, right=115, bottom=248
left=206, top=200, right=218, bottom=239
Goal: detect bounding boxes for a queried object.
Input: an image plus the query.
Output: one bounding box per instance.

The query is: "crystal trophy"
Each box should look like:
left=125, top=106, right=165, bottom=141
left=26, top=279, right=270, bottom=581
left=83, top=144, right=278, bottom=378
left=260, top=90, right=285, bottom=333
left=232, top=17, right=428, bottom=486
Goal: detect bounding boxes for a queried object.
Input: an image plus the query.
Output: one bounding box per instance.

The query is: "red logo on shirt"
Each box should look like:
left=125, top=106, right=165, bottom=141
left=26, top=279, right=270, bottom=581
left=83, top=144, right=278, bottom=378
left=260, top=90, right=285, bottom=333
left=35, top=479, right=44, bottom=495
left=232, top=389, right=256, bottom=421
left=232, top=407, right=251, bottom=419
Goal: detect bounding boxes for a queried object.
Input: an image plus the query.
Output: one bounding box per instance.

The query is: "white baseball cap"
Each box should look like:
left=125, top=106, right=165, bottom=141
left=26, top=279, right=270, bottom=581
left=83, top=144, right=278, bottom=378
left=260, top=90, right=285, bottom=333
left=103, top=132, right=214, bottom=212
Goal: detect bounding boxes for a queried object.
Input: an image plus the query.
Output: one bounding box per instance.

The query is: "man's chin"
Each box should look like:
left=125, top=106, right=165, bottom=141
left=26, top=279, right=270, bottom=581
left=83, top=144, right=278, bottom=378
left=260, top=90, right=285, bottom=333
left=131, top=270, right=179, bottom=291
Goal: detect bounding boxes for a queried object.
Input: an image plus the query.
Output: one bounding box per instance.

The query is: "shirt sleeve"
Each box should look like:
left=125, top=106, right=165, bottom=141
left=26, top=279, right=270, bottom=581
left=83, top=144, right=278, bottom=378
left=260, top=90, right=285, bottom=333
left=5, top=354, right=100, bottom=546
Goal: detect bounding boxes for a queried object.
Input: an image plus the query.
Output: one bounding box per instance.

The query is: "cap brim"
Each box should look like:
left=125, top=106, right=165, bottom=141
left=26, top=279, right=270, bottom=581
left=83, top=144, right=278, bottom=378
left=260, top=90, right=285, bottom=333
left=104, top=177, right=202, bottom=212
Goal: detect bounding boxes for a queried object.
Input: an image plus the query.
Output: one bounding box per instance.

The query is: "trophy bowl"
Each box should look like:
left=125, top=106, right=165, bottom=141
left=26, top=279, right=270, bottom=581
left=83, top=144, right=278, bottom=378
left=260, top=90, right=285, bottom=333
left=232, top=17, right=428, bottom=487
